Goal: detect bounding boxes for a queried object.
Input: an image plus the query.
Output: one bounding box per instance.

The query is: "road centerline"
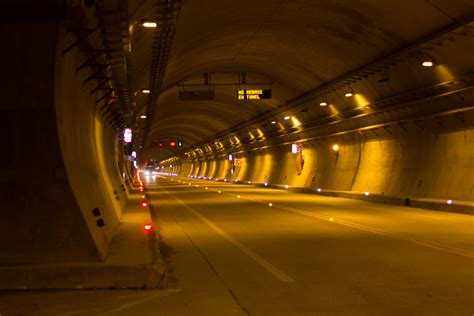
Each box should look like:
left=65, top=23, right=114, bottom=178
left=160, top=188, right=295, bottom=283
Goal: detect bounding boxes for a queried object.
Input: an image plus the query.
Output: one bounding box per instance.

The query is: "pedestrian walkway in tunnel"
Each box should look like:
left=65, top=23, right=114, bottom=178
left=2, top=175, right=470, bottom=315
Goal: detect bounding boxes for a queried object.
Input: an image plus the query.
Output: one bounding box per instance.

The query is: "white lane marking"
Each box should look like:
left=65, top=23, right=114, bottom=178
left=362, top=205, right=473, bottom=224
left=225, top=193, right=474, bottom=259
left=167, top=177, right=474, bottom=259
left=164, top=191, right=295, bottom=283
left=275, top=204, right=474, bottom=259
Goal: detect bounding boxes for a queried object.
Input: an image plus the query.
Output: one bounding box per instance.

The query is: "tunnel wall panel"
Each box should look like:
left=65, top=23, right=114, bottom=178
left=54, top=22, right=124, bottom=258
left=183, top=125, right=474, bottom=201
left=180, top=162, right=193, bottom=176
left=0, top=21, right=103, bottom=264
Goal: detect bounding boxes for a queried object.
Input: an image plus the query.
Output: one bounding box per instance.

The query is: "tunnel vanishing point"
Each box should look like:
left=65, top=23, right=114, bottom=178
left=0, top=0, right=473, bottom=291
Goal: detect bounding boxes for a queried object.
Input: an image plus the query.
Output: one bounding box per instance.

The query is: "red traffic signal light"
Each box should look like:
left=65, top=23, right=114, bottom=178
left=158, top=141, right=164, bottom=148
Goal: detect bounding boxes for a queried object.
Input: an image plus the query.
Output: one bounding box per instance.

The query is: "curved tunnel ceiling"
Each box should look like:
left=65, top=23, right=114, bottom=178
left=127, top=0, right=474, bottom=161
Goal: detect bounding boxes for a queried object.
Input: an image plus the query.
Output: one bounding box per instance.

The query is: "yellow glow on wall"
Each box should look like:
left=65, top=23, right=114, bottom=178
left=328, top=104, right=339, bottom=116
left=354, top=93, right=370, bottom=109
left=200, top=161, right=208, bottom=176
left=434, top=65, right=455, bottom=82
left=236, top=157, right=247, bottom=181
left=291, top=116, right=302, bottom=127
left=94, top=117, right=122, bottom=218
left=220, top=159, right=232, bottom=179
left=256, top=153, right=273, bottom=183
left=208, top=160, right=217, bottom=178
left=229, top=136, right=238, bottom=145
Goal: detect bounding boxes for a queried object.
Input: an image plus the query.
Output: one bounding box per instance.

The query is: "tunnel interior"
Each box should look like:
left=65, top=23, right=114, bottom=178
left=0, top=0, right=473, bottom=266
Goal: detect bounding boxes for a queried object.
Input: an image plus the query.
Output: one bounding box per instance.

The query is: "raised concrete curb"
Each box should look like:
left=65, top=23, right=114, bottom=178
left=0, top=262, right=162, bottom=290
left=189, top=177, right=473, bottom=215
left=260, top=184, right=473, bottom=215
left=0, top=192, right=165, bottom=290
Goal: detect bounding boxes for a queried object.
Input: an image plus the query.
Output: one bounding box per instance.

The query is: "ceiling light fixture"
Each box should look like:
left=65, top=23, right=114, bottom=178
left=284, top=115, right=291, bottom=120
left=344, top=92, right=354, bottom=98
left=141, top=89, right=151, bottom=93
left=320, top=102, right=327, bottom=106
left=142, top=22, right=157, bottom=28
left=422, top=60, right=434, bottom=67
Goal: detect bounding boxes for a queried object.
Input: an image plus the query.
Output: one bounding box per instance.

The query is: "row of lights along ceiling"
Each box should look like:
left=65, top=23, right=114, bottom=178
left=137, top=18, right=438, bottom=150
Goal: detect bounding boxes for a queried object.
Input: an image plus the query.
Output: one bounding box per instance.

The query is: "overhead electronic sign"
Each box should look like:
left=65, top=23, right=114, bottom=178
left=237, top=89, right=272, bottom=100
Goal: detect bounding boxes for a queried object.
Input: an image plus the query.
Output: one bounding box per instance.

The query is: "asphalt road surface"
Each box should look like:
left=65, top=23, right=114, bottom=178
left=1, top=175, right=473, bottom=315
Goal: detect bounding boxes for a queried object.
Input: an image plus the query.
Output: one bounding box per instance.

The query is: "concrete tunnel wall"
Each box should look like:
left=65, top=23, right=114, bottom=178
left=54, top=20, right=128, bottom=260
left=0, top=19, right=127, bottom=264
left=180, top=122, right=474, bottom=202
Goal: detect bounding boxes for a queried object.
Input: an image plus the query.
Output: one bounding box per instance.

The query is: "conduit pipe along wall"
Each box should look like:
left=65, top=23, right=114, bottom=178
left=176, top=38, right=474, bottom=202
left=180, top=119, right=474, bottom=202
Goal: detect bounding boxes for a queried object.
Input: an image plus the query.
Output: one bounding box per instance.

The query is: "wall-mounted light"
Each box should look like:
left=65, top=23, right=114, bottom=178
left=320, top=102, right=327, bottom=107
left=291, top=144, right=298, bottom=154
left=271, top=120, right=277, bottom=124
left=141, top=89, right=151, bottom=93
left=284, top=115, right=291, bottom=120
left=332, top=144, right=339, bottom=152
left=140, top=115, right=147, bottom=119
left=422, top=60, right=434, bottom=67
left=142, top=22, right=157, bottom=28
left=228, top=154, right=233, bottom=161
left=344, top=91, right=354, bottom=98
left=123, top=128, right=132, bottom=143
